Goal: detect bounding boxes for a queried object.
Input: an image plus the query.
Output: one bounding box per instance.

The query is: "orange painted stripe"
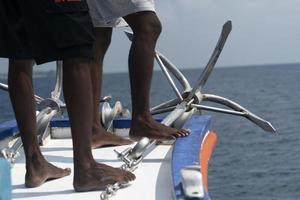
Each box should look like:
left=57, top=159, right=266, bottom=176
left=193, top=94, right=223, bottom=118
left=200, top=131, right=218, bottom=193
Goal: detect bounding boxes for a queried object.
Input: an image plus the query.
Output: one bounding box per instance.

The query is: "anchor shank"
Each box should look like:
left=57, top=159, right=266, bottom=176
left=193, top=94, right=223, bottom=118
left=186, top=21, right=232, bottom=102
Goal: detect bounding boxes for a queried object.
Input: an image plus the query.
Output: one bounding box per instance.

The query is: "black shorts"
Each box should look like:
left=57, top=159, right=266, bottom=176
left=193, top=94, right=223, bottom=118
left=0, top=0, right=95, bottom=64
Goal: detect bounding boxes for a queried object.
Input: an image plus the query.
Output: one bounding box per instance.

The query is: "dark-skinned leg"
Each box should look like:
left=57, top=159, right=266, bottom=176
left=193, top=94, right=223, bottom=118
left=62, top=58, right=135, bottom=192
left=124, top=11, right=190, bottom=140
left=8, top=59, right=71, bottom=188
left=90, top=28, right=133, bottom=149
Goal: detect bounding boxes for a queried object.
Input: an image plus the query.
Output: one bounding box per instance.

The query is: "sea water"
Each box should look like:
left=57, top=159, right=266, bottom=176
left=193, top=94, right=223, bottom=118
left=0, top=64, right=300, bottom=200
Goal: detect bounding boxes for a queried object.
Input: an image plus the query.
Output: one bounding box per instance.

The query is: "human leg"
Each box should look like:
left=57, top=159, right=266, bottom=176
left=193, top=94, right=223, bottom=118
left=4, top=0, right=135, bottom=190
left=84, top=0, right=187, bottom=142
left=8, top=59, right=71, bottom=188
left=62, top=58, right=135, bottom=191
left=124, top=11, right=190, bottom=140
left=90, top=28, right=133, bottom=149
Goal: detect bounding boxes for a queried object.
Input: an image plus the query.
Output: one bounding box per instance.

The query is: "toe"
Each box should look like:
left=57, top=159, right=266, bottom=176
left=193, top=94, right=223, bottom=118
left=129, top=172, right=136, bottom=181
left=124, top=172, right=135, bottom=182
left=181, top=128, right=191, bottom=136
left=179, top=130, right=187, bottom=137
left=64, top=168, right=72, bottom=176
left=130, top=174, right=136, bottom=181
left=186, top=129, right=191, bottom=136
left=172, top=131, right=183, bottom=138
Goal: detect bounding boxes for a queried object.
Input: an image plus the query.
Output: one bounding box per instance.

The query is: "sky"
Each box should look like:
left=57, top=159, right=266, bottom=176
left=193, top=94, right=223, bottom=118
left=0, top=0, right=299, bottom=74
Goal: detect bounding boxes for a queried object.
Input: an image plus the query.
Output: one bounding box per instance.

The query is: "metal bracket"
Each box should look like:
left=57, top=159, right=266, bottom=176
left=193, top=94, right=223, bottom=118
left=180, top=165, right=205, bottom=198
left=101, top=101, right=131, bottom=131
left=0, top=138, right=22, bottom=165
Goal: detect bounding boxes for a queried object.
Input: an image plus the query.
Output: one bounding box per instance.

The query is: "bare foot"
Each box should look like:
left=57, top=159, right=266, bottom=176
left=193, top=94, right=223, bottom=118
left=92, top=126, right=134, bottom=149
left=25, top=159, right=71, bottom=188
left=73, top=162, right=136, bottom=192
left=129, top=116, right=190, bottom=141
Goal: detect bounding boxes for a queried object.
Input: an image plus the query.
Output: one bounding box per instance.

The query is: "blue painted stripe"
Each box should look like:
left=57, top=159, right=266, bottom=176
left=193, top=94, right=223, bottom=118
left=0, top=118, right=71, bottom=140
left=0, top=117, right=163, bottom=140
left=50, top=117, right=163, bottom=129
left=172, top=115, right=211, bottom=200
left=113, top=118, right=132, bottom=129
left=0, top=120, right=19, bottom=140
left=50, top=118, right=70, bottom=128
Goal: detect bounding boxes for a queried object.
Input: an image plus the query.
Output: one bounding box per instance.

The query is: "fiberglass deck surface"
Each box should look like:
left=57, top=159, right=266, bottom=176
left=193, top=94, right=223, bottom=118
left=11, top=139, right=174, bottom=200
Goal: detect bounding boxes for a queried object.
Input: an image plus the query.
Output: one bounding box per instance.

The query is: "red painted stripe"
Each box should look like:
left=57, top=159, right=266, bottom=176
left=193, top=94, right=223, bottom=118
left=200, top=131, right=218, bottom=193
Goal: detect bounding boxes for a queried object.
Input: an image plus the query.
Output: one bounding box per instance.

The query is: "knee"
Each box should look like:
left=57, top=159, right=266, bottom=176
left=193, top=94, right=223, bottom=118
left=97, top=29, right=112, bottom=50
left=8, top=59, right=34, bottom=76
left=94, top=28, right=112, bottom=60
left=7, top=59, right=34, bottom=87
left=9, top=59, right=34, bottom=69
left=130, top=14, right=162, bottom=42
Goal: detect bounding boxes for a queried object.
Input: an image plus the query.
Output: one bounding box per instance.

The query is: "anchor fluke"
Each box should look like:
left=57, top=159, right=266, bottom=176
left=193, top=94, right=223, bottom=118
left=246, top=113, right=276, bottom=133
left=186, top=20, right=232, bottom=101
left=190, top=103, right=276, bottom=133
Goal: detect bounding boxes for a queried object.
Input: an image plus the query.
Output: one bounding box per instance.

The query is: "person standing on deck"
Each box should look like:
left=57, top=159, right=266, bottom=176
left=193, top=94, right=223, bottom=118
left=86, top=0, right=190, bottom=145
left=0, top=0, right=135, bottom=191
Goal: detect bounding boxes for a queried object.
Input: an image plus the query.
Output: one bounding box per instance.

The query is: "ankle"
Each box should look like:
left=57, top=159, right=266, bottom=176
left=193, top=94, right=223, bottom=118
left=25, top=152, right=45, bottom=165
left=74, top=158, right=96, bottom=172
left=91, top=126, right=99, bottom=136
left=26, top=156, right=47, bottom=174
left=132, top=113, right=152, bottom=122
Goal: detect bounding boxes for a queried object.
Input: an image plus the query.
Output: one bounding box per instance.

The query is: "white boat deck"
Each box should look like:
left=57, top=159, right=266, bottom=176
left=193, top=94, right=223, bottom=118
left=11, top=138, right=174, bottom=200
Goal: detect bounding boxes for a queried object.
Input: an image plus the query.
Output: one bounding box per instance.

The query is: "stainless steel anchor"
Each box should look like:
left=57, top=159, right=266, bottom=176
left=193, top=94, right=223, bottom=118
left=100, top=20, right=276, bottom=199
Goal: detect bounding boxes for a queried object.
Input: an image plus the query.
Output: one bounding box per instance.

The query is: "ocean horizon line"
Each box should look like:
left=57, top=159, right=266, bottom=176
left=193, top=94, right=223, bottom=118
left=0, top=62, right=299, bottom=78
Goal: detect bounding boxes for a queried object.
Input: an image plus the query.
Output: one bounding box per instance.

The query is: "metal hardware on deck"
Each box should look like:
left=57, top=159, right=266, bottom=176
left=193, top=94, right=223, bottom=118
left=34, top=61, right=65, bottom=145
left=180, top=165, right=205, bottom=198
left=113, top=137, right=150, bottom=170
left=100, top=181, right=131, bottom=200
left=1, top=134, right=23, bottom=165
left=201, top=94, right=276, bottom=132
left=100, top=95, right=112, bottom=103
left=0, top=83, right=44, bottom=103
left=127, top=137, right=150, bottom=160
left=155, top=52, right=192, bottom=93
left=0, top=83, right=8, bottom=92
left=155, top=53, right=183, bottom=101
left=51, top=61, right=63, bottom=101
left=101, top=103, right=194, bottom=199
left=187, top=21, right=232, bottom=101
left=101, top=101, right=131, bottom=131
left=173, top=108, right=198, bottom=129
left=36, top=103, right=60, bottom=145
left=1, top=148, right=20, bottom=165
